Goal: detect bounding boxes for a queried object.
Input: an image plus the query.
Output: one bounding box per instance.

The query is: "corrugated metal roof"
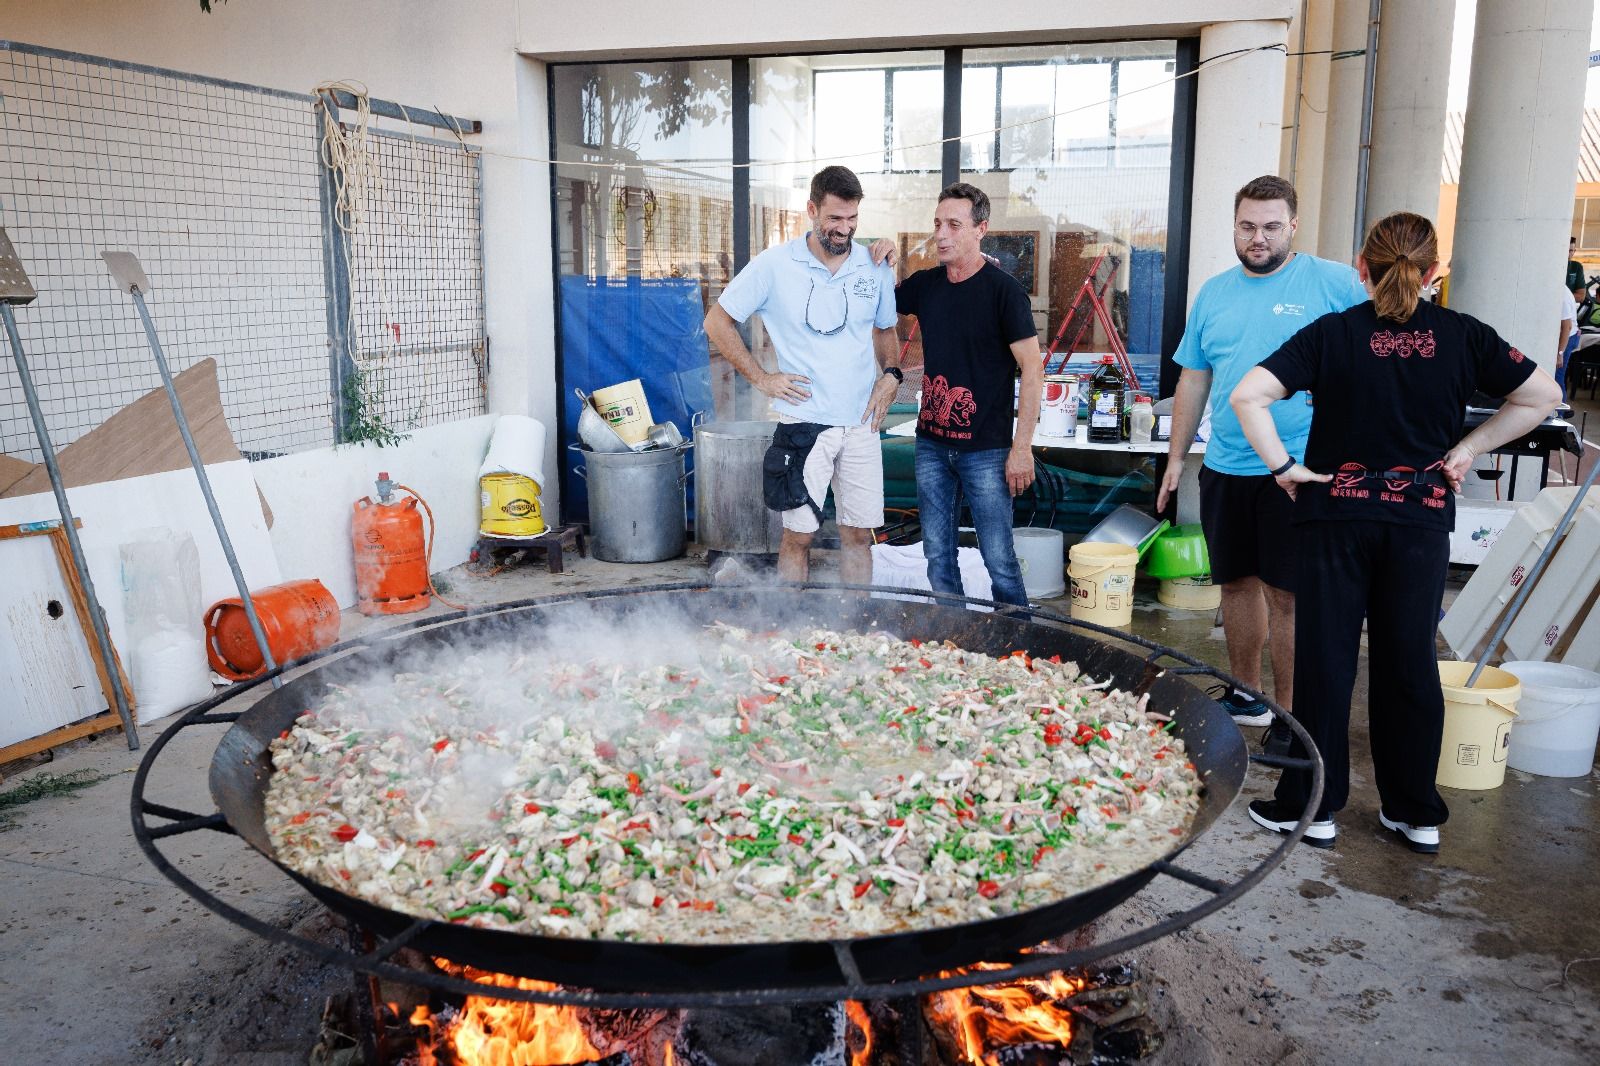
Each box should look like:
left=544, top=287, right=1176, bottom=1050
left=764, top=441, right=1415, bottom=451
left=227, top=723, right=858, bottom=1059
left=1441, top=108, right=1600, bottom=185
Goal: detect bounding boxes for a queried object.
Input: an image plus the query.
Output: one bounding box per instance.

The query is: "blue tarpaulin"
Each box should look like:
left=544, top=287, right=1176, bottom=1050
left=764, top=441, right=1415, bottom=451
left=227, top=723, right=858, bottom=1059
left=559, top=276, right=714, bottom=521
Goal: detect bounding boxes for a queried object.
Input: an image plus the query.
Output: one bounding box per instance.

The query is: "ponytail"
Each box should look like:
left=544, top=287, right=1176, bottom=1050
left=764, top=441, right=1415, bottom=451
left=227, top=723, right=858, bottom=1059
left=1362, top=212, right=1438, bottom=323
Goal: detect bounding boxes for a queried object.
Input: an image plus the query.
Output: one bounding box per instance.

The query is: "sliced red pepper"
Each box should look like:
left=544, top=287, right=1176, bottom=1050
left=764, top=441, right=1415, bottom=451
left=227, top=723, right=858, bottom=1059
left=976, top=880, right=1000, bottom=899
left=815, top=642, right=829, bottom=651
left=652, top=895, right=665, bottom=908
left=561, top=835, right=581, bottom=847
left=788, top=833, right=807, bottom=845
left=466, top=848, right=486, bottom=862
left=886, top=818, right=905, bottom=828
left=416, top=839, right=436, bottom=848
left=622, top=819, right=650, bottom=831
left=1098, top=726, right=1113, bottom=741
left=432, top=738, right=449, bottom=752
left=278, top=729, right=291, bottom=740
left=770, top=675, right=790, bottom=685
left=595, top=740, right=618, bottom=758
left=853, top=882, right=871, bottom=898
left=1100, top=804, right=1118, bottom=818
left=384, top=789, right=405, bottom=799
left=489, top=882, right=508, bottom=897
left=902, top=706, right=919, bottom=716
left=550, top=906, right=572, bottom=917
left=909, top=638, right=923, bottom=647
left=332, top=824, right=358, bottom=843
left=627, top=772, right=643, bottom=796
left=889, top=666, right=907, bottom=674
left=339, top=868, right=351, bottom=881
left=1049, top=654, right=1062, bottom=664
left=887, top=721, right=902, bottom=730
left=1033, top=846, right=1054, bottom=867
left=737, top=782, right=752, bottom=796
left=524, top=802, right=543, bottom=814
left=919, top=658, right=933, bottom=669
left=289, top=812, right=312, bottom=826
left=693, top=900, right=716, bottom=912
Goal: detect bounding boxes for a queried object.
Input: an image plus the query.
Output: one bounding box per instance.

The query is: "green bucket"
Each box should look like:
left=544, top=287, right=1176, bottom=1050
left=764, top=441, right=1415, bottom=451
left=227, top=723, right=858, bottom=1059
left=1142, top=524, right=1211, bottom=580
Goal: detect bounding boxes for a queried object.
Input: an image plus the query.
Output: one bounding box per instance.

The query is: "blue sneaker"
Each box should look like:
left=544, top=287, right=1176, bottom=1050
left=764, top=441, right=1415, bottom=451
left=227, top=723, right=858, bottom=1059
left=1208, top=685, right=1272, bottom=727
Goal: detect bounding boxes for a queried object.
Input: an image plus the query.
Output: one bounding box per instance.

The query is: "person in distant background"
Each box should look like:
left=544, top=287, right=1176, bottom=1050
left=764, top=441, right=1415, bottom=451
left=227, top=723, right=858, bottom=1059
left=1559, top=282, right=1578, bottom=395
left=1566, top=236, right=1586, bottom=299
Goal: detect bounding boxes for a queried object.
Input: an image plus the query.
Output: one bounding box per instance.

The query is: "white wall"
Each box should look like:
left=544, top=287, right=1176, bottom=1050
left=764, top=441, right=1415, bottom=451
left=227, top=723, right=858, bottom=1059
left=4, top=0, right=560, bottom=516
left=516, top=0, right=1298, bottom=59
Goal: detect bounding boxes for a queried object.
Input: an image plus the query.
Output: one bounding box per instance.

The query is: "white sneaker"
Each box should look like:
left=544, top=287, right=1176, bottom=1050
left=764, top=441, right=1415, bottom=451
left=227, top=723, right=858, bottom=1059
left=1378, top=811, right=1440, bottom=854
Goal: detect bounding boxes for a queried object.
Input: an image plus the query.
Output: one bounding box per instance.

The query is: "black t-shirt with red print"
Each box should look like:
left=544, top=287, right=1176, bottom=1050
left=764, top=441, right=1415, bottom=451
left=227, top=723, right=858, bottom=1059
left=1259, top=300, right=1537, bottom=531
left=897, top=263, right=1036, bottom=452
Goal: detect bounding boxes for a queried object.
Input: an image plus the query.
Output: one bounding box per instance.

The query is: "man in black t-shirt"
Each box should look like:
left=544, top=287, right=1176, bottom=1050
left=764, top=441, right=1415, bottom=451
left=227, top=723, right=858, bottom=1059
left=893, top=184, right=1042, bottom=606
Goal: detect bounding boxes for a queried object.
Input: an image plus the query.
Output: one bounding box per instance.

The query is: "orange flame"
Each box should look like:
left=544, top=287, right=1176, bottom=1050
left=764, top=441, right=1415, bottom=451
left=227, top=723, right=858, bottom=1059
left=843, top=1000, right=874, bottom=1066
left=927, top=962, right=1086, bottom=1065
left=409, top=960, right=600, bottom=1065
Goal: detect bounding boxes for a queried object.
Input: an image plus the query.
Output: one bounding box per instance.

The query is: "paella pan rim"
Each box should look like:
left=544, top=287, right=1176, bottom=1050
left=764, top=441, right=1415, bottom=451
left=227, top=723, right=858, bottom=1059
left=208, top=584, right=1246, bottom=992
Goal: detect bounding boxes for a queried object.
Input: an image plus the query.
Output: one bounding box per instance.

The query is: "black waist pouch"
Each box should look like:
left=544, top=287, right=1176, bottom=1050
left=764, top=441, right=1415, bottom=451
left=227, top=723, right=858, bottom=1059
left=763, top=421, right=829, bottom=523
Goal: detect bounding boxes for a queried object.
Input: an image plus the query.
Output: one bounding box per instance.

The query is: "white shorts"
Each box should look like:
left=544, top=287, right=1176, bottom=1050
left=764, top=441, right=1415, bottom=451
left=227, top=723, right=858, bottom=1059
left=779, top=418, right=885, bottom=534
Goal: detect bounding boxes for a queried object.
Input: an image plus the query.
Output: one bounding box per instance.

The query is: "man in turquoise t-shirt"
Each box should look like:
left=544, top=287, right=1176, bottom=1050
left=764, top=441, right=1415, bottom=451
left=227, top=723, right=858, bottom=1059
left=1157, top=175, right=1366, bottom=731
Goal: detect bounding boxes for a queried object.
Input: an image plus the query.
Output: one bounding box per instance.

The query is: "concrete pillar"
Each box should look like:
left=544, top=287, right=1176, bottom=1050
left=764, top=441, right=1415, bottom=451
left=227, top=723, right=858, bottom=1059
left=1365, top=0, right=1455, bottom=225
left=1189, top=20, right=1290, bottom=303
left=1452, top=0, right=1590, bottom=500
left=1452, top=0, right=1591, bottom=371
left=1282, top=0, right=1335, bottom=254
left=1315, top=0, right=1370, bottom=264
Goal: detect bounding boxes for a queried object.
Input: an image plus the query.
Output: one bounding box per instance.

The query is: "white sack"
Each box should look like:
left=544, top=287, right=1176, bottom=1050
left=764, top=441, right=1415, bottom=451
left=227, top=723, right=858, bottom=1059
left=477, top=415, right=547, bottom=491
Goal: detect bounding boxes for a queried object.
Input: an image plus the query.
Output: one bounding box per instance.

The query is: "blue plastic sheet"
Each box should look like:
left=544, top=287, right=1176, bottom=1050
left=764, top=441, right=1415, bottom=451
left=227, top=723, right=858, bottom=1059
left=559, top=276, right=714, bottom=521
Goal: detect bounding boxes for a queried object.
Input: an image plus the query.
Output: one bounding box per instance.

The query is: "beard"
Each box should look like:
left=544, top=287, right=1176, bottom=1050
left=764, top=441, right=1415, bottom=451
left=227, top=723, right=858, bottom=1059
left=814, top=224, right=855, bottom=256
left=1237, top=242, right=1291, bottom=275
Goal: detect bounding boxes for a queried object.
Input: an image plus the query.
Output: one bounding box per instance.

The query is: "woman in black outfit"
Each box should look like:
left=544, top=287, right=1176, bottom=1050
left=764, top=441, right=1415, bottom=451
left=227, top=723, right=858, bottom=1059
left=1229, top=212, right=1562, bottom=854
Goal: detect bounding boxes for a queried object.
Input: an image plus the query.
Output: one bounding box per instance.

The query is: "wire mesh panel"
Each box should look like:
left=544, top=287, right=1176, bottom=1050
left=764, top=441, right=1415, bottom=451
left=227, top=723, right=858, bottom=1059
left=342, top=129, right=486, bottom=435
left=0, top=43, right=332, bottom=461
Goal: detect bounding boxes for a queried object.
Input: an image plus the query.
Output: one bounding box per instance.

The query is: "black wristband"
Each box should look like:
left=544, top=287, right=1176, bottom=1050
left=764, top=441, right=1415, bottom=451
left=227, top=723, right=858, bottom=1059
left=1269, top=457, right=1297, bottom=477
left=882, top=365, right=904, bottom=383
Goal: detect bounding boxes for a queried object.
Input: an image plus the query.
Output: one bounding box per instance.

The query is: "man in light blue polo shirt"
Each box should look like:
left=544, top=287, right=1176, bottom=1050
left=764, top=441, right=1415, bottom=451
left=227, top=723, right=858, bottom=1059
left=705, top=166, right=901, bottom=584
left=1157, top=175, right=1366, bottom=734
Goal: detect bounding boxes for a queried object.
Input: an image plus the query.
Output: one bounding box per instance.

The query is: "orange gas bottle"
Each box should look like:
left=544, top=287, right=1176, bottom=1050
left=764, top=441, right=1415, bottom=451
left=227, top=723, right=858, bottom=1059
left=204, top=578, right=340, bottom=680
left=352, top=472, right=431, bottom=616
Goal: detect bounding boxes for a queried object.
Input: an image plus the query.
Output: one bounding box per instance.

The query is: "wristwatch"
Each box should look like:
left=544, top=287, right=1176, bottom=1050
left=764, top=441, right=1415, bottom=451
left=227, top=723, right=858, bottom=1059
left=1269, top=457, right=1297, bottom=476
left=882, top=365, right=904, bottom=383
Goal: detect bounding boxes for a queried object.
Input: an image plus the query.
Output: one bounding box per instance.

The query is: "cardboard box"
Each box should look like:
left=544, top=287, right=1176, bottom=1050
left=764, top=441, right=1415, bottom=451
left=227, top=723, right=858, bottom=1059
left=1450, top=499, right=1520, bottom=566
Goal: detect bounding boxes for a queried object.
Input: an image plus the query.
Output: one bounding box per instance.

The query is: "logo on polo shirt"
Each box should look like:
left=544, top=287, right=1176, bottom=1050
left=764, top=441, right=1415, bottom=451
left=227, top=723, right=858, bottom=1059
left=1272, top=303, right=1306, bottom=316
left=851, top=276, right=879, bottom=300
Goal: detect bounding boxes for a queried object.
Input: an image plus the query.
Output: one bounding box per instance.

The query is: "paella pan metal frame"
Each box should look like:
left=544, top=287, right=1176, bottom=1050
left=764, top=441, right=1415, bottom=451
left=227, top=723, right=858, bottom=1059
left=131, top=582, right=1323, bottom=1009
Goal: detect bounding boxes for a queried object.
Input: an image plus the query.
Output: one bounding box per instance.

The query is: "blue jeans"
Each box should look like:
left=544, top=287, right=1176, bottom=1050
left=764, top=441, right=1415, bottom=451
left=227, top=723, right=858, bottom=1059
left=915, top=439, right=1028, bottom=606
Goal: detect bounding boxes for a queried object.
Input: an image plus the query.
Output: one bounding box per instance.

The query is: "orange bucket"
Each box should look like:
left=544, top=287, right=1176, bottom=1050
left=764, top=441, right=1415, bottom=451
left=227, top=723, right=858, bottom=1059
left=204, top=579, right=341, bottom=680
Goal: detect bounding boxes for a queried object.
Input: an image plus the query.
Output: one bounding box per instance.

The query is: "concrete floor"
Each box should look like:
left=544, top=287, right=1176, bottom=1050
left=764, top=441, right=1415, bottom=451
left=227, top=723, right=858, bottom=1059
left=2, top=541, right=1597, bottom=1065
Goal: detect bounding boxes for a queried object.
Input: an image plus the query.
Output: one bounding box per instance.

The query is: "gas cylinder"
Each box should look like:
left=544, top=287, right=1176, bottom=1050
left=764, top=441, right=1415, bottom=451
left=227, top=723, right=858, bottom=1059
left=204, top=578, right=340, bottom=680
left=351, top=471, right=431, bottom=616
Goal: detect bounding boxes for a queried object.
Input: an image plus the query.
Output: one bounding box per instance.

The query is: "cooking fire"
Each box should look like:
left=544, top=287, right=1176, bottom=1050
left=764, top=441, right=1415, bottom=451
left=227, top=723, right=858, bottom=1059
left=385, top=954, right=1157, bottom=1066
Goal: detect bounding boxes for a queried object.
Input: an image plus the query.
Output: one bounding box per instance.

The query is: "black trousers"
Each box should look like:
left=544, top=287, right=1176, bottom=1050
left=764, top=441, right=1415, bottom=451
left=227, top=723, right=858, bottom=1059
left=1274, top=520, right=1451, bottom=826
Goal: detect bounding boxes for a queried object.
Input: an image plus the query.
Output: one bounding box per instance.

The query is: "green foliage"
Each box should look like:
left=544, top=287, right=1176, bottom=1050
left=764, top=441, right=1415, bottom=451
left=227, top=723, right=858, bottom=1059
left=0, top=770, right=111, bottom=832
left=340, top=364, right=408, bottom=448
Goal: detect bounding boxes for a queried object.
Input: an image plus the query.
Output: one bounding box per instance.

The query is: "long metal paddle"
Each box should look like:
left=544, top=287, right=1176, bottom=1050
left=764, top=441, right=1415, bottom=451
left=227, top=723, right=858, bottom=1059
left=100, top=252, right=281, bottom=687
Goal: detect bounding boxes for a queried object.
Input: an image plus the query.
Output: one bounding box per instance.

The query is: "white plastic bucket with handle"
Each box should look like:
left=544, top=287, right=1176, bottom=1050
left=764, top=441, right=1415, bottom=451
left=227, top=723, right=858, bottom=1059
left=1500, top=660, right=1600, bottom=777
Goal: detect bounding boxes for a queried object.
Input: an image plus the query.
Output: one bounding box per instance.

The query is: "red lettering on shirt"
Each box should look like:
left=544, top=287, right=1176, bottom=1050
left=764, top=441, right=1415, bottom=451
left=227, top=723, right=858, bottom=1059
left=1508, top=346, right=1525, bottom=364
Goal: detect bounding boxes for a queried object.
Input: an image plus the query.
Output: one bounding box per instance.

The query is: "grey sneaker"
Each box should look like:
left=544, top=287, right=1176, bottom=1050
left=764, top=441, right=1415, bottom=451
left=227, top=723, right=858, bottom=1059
left=1379, top=811, right=1440, bottom=854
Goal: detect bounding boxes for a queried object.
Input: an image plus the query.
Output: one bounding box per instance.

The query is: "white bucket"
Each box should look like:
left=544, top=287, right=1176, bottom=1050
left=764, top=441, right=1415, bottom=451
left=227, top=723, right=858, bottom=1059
left=1012, top=527, right=1065, bottom=599
left=1501, top=660, right=1600, bottom=777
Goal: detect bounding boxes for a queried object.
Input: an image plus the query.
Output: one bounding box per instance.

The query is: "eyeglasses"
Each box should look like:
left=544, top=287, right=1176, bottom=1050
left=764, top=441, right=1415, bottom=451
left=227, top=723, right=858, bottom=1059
left=1234, top=221, right=1288, bottom=242
left=804, top=279, right=849, bottom=336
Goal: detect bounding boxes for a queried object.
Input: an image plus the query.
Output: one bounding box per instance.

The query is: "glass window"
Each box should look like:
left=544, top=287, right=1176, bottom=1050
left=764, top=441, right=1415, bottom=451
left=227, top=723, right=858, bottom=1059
left=958, top=65, right=997, bottom=172
left=892, top=68, right=943, bottom=171
left=813, top=70, right=886, bottom=174
left=963, top=42, right=1178, bottom=385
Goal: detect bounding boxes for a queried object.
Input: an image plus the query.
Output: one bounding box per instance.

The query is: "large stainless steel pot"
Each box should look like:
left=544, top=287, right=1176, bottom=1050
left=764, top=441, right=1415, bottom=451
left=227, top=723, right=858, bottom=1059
left=693, top=419, right=782, bottom=553
left=572, top=443, right=688, bottom=562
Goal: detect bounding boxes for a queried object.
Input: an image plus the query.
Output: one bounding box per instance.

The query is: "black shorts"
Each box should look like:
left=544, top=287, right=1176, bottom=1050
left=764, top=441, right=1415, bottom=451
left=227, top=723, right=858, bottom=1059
left=1198, top=466, right=1298, bottom=590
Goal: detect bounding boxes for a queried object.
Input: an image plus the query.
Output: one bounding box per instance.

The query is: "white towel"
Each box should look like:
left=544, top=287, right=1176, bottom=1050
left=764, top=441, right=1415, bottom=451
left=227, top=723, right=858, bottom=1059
left=477, top=415, right=547, bottom=490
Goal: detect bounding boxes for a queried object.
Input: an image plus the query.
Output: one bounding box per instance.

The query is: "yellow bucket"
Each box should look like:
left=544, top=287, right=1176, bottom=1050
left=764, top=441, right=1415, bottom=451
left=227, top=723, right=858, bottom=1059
left=1436, top=661, right=1521, bottom=790
left=590, top=379, right=653, bottom=448
left=1158, top=575, right=1221, bottom=611
left=1067, top=541, right=1139, bottom=626
left=480, top=474, right=546, bottom=538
